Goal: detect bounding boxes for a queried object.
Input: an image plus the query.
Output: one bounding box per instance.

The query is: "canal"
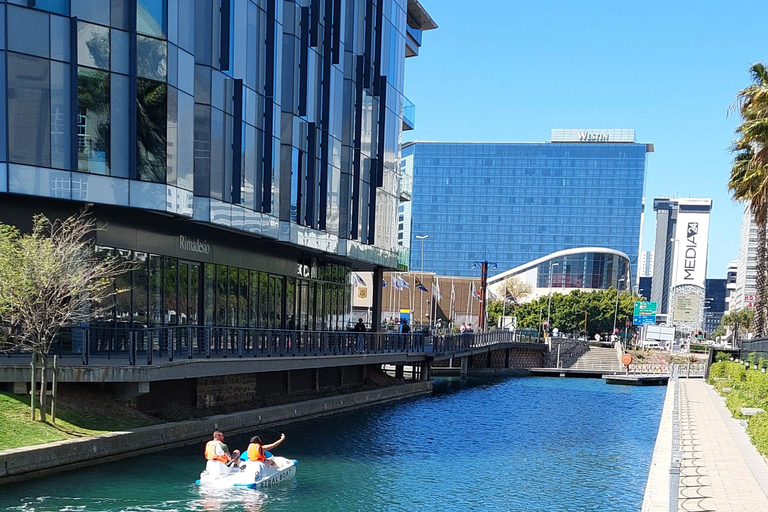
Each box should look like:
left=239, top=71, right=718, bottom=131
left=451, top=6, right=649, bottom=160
left=1, top=377, right=665, bottom=512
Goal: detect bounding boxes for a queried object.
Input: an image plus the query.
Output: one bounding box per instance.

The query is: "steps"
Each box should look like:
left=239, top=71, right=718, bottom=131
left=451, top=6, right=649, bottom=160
left=566, top=346, right=622, bottom=371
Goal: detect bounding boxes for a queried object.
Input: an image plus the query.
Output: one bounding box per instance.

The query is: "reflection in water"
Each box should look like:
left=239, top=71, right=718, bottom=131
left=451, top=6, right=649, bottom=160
left=0, top=377, right=664, bottom=512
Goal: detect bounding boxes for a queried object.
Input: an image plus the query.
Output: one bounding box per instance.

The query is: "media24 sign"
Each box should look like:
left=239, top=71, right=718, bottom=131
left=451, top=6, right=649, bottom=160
left=633, top=301, right=657, bottom=326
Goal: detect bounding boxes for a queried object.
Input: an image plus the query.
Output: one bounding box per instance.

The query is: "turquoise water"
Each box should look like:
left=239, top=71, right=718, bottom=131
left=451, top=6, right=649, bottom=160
left=1, top=377, right=665, bottom=512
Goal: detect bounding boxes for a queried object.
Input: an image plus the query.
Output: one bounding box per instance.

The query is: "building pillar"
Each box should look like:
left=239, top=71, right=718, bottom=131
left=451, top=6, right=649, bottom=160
left=395, top=365, right=404, bottom=379
left=421, top=361, right=431, bottom=381
left=372, top=267, right=384, bottom=332
left=460, top=356, right=468, bottom=379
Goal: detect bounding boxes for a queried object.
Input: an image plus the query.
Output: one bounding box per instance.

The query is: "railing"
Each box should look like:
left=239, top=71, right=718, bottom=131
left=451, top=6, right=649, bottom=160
left=626, top=362, right=705, bottom=378
left=402, top=96, right=416, bottom=128
left=430, top=330, right=538, bottom=354
left=26, top=326, right=426, bottom=366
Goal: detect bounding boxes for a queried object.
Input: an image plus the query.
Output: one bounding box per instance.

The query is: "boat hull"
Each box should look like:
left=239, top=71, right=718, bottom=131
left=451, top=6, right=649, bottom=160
left=197, top=456, right=298, bottom=489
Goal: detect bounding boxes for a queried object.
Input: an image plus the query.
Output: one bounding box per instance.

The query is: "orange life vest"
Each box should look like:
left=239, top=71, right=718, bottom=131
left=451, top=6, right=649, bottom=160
left=205, top=440, right=230, bottom=463
left=247, top=442, right=265, bottom=461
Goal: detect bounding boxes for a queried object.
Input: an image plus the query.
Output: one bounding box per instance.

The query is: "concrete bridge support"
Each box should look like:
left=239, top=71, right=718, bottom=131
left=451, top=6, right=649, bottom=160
left=460, top=356, right=468, bottom=379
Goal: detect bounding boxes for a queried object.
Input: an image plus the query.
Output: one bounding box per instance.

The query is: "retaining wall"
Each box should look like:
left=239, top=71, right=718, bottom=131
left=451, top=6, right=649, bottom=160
left=0, top=381, right=431, bottom=484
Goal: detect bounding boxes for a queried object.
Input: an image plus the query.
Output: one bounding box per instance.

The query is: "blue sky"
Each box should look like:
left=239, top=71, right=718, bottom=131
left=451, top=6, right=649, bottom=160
left=404, top=0, right=768, bottom=278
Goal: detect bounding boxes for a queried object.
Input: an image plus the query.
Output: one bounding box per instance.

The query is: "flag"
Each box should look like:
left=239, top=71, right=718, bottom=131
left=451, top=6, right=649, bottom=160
left=382, top=279, right=387, bottom=287
left=392, top=275, right=399, bottom=290
left=432, top=277, right=443, bottom=301
left=415, top=276, right=429, bottom=293
left=487, top=289, right=498, bottom=301
left=450, top=279, right=456, bottom=304
left=395, top=275, right=410, bottom=290
left=351, top=272, right=367, bottom=287
left=470, top=282, right=482, bottom=302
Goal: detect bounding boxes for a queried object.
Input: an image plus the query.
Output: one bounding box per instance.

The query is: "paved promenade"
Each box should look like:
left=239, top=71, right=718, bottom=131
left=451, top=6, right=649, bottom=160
left=643, top=378, right=768, bottom=511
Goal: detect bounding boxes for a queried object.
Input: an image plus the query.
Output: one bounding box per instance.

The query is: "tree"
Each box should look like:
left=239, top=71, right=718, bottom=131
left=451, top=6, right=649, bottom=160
left=487, top=277, right=534, bottom=327
left=729, top=62, right=768, bottom=336
left=0, top=209, right=131, bottom=422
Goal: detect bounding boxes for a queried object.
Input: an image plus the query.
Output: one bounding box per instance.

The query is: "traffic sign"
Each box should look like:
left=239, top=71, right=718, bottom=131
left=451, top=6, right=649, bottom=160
left=633, top=315, right=656, bottom=326
left=633, top=301, right=657, bottom=326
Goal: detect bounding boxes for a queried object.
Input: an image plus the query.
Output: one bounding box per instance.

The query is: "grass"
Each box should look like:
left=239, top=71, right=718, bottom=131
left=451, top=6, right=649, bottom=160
left=0, top=389, right=161, bottom=451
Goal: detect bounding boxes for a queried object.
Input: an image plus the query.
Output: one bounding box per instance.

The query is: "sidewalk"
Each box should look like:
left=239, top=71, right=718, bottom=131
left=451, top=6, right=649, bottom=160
left=643, top=378, right=768, bottom=511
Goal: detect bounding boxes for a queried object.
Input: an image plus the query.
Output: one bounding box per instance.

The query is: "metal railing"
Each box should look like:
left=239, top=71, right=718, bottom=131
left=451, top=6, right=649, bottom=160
left=3, top=327, right=540, bottom=366
left=28, top=326, right=425, bottom=366
left=430, top=331, right=538, bottom=354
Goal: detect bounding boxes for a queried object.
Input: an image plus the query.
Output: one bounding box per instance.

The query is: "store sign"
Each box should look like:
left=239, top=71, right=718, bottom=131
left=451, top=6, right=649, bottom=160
left=179, top=235, right=210, bottom=255
left=578, top=131, right=609, bottom=142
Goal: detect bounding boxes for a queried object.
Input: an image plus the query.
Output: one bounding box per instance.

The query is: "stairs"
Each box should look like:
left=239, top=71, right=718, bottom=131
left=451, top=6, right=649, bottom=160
left=566, top=346, right=623, bottom=372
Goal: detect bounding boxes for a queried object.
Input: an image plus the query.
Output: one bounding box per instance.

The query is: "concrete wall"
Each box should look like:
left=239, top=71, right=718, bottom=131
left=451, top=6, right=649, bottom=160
left=0, top=382, right=431, bottom=485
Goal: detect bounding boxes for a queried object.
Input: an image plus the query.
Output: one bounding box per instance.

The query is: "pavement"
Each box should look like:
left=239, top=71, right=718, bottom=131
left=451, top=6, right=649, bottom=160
left=643, top=378, right=768, bottom=511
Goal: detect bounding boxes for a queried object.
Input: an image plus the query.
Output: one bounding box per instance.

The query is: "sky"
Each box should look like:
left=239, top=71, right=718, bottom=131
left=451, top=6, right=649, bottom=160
left=403, top=0, right=768, bottom=278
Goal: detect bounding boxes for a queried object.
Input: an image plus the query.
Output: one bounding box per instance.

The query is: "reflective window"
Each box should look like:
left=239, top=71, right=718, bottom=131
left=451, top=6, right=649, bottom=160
left=50, top=61, right=71, bottom=169
left=193, top=104, right=211, bottom=196
left=77, top=66, right=110, bottom=174
left=8, top=6, right=50, bottom=58
left=110, top=73, right=129, bottom=177
left=136, top=77, right=167, bottom=182
left=137, top=35, right=167, bottom=81
left=33, top=0, right=70, bottom=16
left=7, top=52, right=51, bottom=167
left=111, top=0, right=131, bottom=30
left=137, top=0, right=167, bottom=38
left=77, top=22, right=110, bottom=70
left=71, top=0, right=110, bottom=26
left=111, top=29, right=129, bottom=74
left=0, top=52, right=5, bottom=161
left=50, top=14, right=70, bottom=62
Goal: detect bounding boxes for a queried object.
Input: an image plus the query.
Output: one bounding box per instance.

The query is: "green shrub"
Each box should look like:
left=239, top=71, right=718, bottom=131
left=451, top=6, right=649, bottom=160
left=746, top=412, right=768, bottom=457
left=759, top=356, right=768, bottom=370
left=715, top=351, right=730, bottom=363
left=748, top=352, right=757, bottom=367
left=689, top=343, right=708, bottom=353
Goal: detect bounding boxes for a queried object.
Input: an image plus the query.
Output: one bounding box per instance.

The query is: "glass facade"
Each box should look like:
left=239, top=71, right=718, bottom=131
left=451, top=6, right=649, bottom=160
left=0, top=0, right=434, bottom=330
left=536, top=253, right=628, bottom=290
left=403, top=141, right=649, bottom=279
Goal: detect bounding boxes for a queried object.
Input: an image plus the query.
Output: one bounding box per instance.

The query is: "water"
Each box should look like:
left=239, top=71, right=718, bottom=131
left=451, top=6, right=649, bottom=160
left=0, top=377, right=665, bottom=512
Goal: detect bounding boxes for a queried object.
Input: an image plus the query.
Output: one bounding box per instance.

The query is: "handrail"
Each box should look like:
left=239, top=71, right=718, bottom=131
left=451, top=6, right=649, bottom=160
left=4, top=326, right=537, bottom=366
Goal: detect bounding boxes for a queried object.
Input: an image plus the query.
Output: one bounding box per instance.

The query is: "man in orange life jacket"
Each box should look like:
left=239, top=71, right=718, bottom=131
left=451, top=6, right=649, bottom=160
left=246, top=433, right=286, bottom=468
left=204, top=431, right=241, bottom=475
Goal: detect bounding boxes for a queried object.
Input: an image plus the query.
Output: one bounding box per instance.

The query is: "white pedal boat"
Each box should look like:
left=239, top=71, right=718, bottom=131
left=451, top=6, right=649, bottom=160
left=197, top=456, right=298, bottom=489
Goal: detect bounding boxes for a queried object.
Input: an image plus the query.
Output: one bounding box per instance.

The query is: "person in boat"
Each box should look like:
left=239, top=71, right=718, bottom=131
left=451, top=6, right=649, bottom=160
left=246, top=433, right=286, bottom=468
left=204, top=431, right=241, bottom=475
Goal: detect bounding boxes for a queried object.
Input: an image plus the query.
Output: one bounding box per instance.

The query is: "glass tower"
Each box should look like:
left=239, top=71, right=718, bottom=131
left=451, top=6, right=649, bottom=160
left=402, top=130, right=652, bottom=280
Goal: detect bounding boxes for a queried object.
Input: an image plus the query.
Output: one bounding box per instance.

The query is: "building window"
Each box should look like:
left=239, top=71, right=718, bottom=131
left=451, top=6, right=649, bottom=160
left=136, top=78, right=167, bottom=182
left=77, top=66, right=111, bottom=174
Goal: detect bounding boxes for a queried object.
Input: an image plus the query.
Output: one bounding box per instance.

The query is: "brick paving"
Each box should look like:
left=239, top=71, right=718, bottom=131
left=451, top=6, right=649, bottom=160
left=677, top=380, right=768, bottom=511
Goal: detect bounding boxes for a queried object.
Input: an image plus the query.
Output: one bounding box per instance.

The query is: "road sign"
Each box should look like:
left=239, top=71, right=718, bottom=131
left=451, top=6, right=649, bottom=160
left=633, top=301, right=657, bottom=326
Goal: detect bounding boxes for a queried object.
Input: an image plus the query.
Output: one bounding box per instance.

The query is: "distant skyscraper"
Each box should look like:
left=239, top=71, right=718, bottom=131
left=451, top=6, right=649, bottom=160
left=650, top=197, right=713, bottom=332
left=639, top=251, right=654, bottom=277
left=638, top=276, right=653, bottom=301
left=401, top=129, right=653, bottom=280
left=725, top=260, right=738, bottom=312
left=733, top=205, right=757, bottom=311
left=704, top=278, right=727, bottom=335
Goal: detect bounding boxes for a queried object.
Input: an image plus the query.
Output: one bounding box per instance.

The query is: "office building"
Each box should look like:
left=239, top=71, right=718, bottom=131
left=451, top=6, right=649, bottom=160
left=638, top=276, right=652, bottom=301
left=400, top=129, right=653, bottom=282
left=650, top=197, right=713, bottom=332
left=704, top=278, right=727, bottom=335
left=725, top=260, right=738, bottom=312
left=639, top=250, right=654, bottom=277
left=0, top=0, right=435, bottom=332
left=733, top=206, right=757, bottom=311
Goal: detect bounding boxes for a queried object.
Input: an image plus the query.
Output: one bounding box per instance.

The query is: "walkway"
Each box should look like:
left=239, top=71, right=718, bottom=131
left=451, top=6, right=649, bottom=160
left=643, top=378, right=768, bottom=511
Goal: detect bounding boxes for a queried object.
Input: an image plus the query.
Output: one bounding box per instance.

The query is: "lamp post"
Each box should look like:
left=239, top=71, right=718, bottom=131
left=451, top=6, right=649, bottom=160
left=546, top=262, right=560, bottom=334
left=415, top=235, right=428, bottom=327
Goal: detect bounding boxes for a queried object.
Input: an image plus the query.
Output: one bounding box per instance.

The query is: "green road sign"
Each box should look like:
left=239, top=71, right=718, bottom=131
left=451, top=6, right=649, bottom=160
left=633, top=301, right=657, bottom=316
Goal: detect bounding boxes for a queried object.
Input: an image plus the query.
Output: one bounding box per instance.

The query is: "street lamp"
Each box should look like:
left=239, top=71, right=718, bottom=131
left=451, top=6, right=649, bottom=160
left=546, top=261, right=560, bottom=335
left=415, top=235, right=428, bottom=327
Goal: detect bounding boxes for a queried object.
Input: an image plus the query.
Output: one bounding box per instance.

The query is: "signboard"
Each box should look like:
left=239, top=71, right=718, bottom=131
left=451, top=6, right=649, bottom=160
left=633, top=301, right=657, bottom=325
left=673, top=293, right=699, bottom=322
left=672, top=205, right=711, bottom=288
left=550, top=129, right=635, bottom=143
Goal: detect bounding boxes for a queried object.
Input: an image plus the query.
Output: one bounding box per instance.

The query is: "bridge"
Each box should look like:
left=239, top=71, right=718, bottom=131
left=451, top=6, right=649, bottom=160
left=0, top=327, right=544, bottom=409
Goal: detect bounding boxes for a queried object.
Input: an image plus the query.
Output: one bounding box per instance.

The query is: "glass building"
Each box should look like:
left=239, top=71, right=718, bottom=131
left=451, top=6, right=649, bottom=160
left=0, top=0, right=436, bottom=332
left=401, top=129, right=653, bottom=281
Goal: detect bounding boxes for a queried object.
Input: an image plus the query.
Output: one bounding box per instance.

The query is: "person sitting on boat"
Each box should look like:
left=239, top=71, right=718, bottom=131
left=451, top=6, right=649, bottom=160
left=247, top=433, right=286, bottom=468
left=204, top=431, right=241, bottom=476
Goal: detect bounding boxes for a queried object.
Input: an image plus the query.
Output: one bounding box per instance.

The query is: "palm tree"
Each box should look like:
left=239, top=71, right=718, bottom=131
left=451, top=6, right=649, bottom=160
left=729, top=62, right=768, bottom=337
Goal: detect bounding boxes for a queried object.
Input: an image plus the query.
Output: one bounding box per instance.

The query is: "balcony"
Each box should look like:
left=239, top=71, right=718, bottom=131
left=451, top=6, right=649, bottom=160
left=402, top=96, right=416, bottom=131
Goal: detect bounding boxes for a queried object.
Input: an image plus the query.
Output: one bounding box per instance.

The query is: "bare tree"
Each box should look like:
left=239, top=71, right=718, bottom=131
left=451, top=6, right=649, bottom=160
left=500, top=276, right=533, bottom=303
left=0, top=208, right=131, bottom=422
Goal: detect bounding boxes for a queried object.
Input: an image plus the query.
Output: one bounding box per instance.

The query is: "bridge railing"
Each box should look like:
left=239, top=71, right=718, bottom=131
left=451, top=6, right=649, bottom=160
left=430, top=330, right=539, bottom=354
left=4, top=326, right=539, bottom=366
left=22, top=326, right=426, bottom=365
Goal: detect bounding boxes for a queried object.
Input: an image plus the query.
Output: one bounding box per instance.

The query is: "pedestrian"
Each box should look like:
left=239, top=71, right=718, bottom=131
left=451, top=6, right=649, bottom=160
left=401, top=319, right=411, bottom=333
left=460, top=322, right=467, bottom=334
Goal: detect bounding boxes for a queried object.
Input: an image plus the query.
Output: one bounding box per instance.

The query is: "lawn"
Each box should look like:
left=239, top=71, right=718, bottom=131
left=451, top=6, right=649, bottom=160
left=0, top=389, right=160, bottom=451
